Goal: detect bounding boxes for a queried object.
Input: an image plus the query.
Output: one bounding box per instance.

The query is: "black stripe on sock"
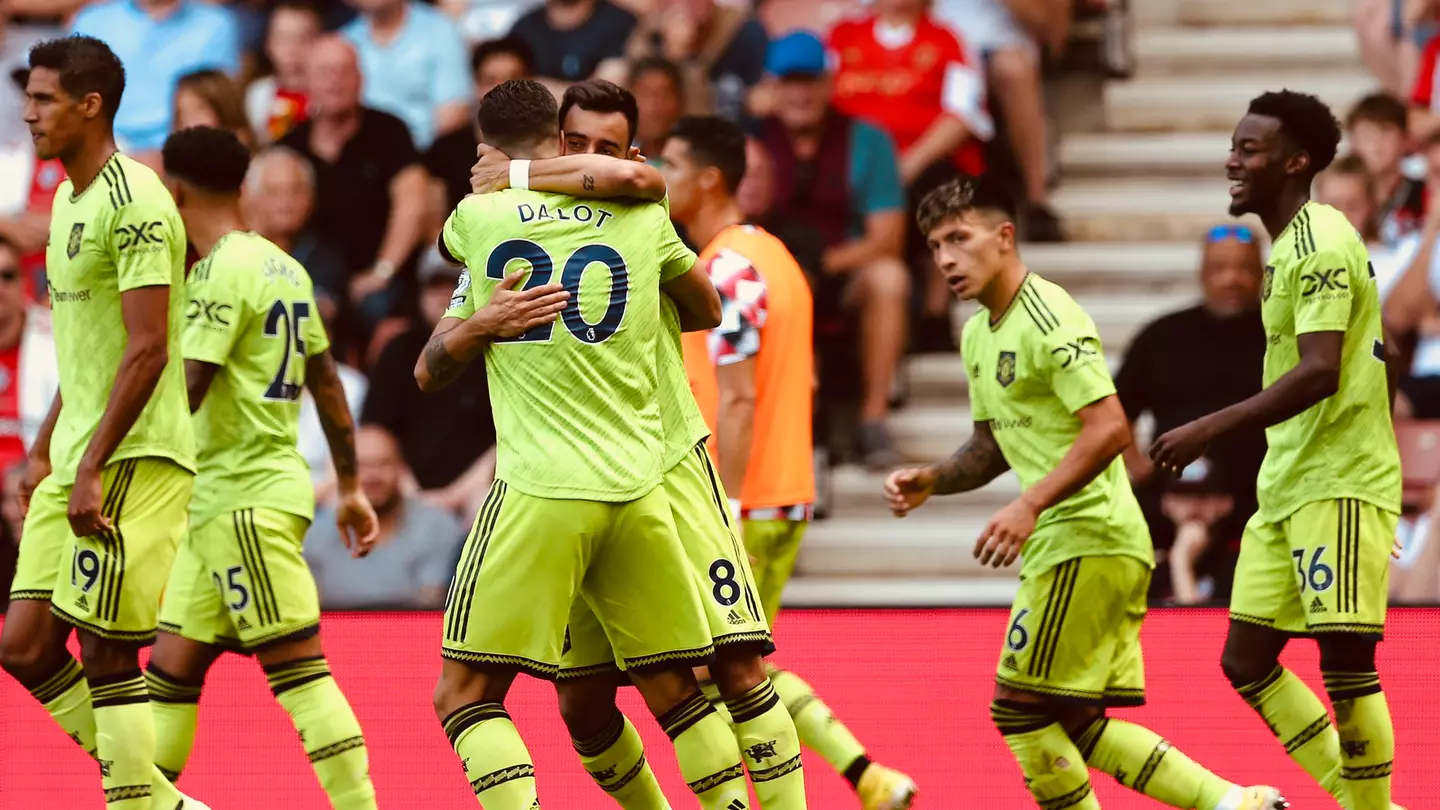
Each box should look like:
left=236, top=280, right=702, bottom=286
left=263, top=655, right=331, bottom=697
left=658, top=691, right=713, bottom=741
left=725, top=680, right=780, bottom=725
left=442, top=700, right=510, bottom=747
left=1283, top=714, right=1333, bottom=754
left=144, top=665, right=203, bottom=704
left=29, top=657, right=84, bottom=704
left=1323, top=670, right=1382, bottom=702
left=157, top=766, right=181, bottom=783
left=989, top=700, right=1053, bottom=736
left=1236, top=665, right=1285, bottom=704
left=596, top=754, right=648, bottom=793
left=1041, top=781, right=1094, bottom=810
left=751, top=753, right=803, bottom=783
left=842, top=754, right=872, bottom=788
left=572, top=709, right=626, bottom=757
left=470, top=764, right=535, bottom=796
left=1131, top=740, right=1171, bottom=793
left=308, top=735, right=366, bottom=763
left=104, top=784, right=151, bottom=803
left=686, top=763, right=746, bottom=795
left=1073, top=716, right=1110, bottom=760
left=1341, top=761, right=1393, bottom=780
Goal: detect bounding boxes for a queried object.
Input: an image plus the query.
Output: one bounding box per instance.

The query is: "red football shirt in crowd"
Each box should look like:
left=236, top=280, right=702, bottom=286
left=23, top=157, right=65, bottom=303
left=0, top=343, right=26, bottom=473
left=267, top=88, right=309, bottom=143
left=828, top=14, right=990, bottom=176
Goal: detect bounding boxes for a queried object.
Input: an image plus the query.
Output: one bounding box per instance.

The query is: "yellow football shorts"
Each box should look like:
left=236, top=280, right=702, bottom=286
left=1230, top=498, right=1395, bottom=638
left=158, top=508, right=318, bottom=652
left=559, top=444, right=771, bottom=679
left=996, top=555, right=1150, bottom=707
left=443, top=480, right=714, bottom=679
left=741, top=518, right=806, bottom=629
left=11, top=457, right=193, bottom=643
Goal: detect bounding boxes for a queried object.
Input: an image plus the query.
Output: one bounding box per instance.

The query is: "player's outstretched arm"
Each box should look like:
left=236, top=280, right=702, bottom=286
left=661, top=264, right=723, bottom=331
left=1151, top=331, right=1342, bottom=473
left=183, top=360, right=220, bottom=414
left=307, top=349, right=379, bottom=557
left=470, top=145, right=667, bottom=202
left=884, top=421, right=1010, bottom=517
left=414, top=271, right=569, bottom=392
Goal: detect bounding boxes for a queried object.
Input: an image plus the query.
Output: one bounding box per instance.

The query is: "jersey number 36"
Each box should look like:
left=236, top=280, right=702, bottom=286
left=486, top=239, right=629, bottom=345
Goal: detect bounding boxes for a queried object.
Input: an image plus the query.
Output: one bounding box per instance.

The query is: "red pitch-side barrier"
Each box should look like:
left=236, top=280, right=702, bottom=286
left=0, top=609, right=1435, bottom=808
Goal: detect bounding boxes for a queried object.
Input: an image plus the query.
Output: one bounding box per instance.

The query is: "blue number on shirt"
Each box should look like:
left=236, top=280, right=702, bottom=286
left=485, top=239, right=628, bottom=344
left=263, top=299, right=311, bottom=400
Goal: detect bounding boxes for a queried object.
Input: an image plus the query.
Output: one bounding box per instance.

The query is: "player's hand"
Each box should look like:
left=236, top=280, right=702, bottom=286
left=974, top=498, right=1037, bottom=568
left=628, top=147, right=646, bottom=164
left=884, top=466, right=937, bottom=517
left=471, top=144, right=511, bottom=195
left=66, top=464, right=113, bottom=538
left=475, top=270, right=569, bottom=338
left=1149, top=419, right=1213, bottom=477
left=1392, top=534, right=1405, bottom=560
left=19, top=454, right=50, bottom=517
left=350, top=269, right=390, bottom=302
left=335, top=487, right=379, bottom=558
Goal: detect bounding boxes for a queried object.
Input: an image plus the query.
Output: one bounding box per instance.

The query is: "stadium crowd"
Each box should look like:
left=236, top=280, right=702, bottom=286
left=3, top=0, right=1440, bottom=611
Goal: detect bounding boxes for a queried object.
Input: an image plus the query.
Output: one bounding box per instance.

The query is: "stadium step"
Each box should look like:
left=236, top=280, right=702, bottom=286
left=1022, top=242, right=1204, bottom=288
left=1060, top=132, right=1229, bottom=177
left=827, top=463, right=1021, bottom=514
left=798, top=516, right=1019, bottom=577
left=782, top=576, right=1019, bottom=608
left=1137, top=0, right=1349, bottom=27
left=1052, top=177, right=1265, bottom=242
left=1103, top=71, right=1373, bottom=133
left=1134, top=26, right=1360, bottom=75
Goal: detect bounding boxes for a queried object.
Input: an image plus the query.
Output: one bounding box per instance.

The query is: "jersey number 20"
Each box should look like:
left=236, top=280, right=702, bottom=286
left=485, top=239, right=628, bottom=344
left=264, top=299, right=311, bottom=401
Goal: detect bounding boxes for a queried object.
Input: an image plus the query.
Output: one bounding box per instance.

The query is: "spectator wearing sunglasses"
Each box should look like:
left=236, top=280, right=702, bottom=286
left=1114, top=224, right=1267, bottom=604
left=0, top=240, right=56, bottom=477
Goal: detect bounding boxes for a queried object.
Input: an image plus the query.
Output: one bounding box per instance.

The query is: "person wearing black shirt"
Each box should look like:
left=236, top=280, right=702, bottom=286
left=1116, top=224, right=1268, bottom=604
left=508, top=0, right=635, bottom=85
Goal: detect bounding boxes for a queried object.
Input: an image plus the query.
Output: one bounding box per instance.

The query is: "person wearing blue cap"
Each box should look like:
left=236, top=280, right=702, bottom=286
left=757, top=29, right=913, bottom=474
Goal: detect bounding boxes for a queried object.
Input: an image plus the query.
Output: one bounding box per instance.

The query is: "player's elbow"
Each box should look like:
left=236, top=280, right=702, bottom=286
left=1306, top=364, right=1342, bottom=399
left=617, top=163, right=665, bottom=201
left=414, top=365, right=441, bottom=393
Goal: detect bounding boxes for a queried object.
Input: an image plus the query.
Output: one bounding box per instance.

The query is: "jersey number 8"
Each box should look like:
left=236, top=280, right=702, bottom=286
left=485, top=239, right=628, bottom=344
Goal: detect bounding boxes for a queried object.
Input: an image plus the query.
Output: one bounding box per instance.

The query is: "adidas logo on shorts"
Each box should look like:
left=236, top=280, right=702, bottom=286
left=75, top=594, right=89, bottom=610
left=1310, top=597, right=1327, bottom=614
left=236, top=616, right=251, bottom=630
left=1001, top=654, right=1019, bottom=671
left=726, top=610, right=746, bottom=626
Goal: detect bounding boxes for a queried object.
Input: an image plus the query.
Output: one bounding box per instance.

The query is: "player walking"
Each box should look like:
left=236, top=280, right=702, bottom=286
left=886, top=174, right=1285, bottom=810
left=1152, top=90, right=1403, bottom=810
left=144, top=126, right=381, bottom=810
left=0, top=36, right=208, bottom=810
left=417, top=78, right=750, bottom=810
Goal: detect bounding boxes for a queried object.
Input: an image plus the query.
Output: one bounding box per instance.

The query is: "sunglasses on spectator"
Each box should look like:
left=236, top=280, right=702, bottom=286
left=1205, top=224, right=1256, bottom=244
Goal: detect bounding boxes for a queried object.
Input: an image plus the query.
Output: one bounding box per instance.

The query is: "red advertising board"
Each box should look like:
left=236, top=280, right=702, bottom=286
left=1, top=609, right=1435, bottom=808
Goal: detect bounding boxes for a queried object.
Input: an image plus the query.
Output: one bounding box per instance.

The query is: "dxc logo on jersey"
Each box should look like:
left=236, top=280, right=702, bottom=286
left=1050, top=336, right=1099, bottom=368
left=115, top=221, right=165, bottom=251
left=1300, top=267, right=1347, bottom=297
left=187, top=298, right=233, bottom=326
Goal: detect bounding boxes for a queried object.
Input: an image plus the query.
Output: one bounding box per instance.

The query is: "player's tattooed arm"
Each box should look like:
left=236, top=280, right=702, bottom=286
left=931, top=421, right=1011, bottom=495
left=183, top=360, right=220, bottom=413
left=521, top=153, right=666, bottom=202
left=306, top=350, right=360, bottom=486
left=416, top=318, right=475, bottom=392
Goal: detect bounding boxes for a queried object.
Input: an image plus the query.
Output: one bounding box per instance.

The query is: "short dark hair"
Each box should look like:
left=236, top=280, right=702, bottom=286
left=472, top=35, right=534, bottom=78
left=1345, top=92, right=1407, bottom=131
left=630, top=57, right=684, bottom=101
left=28, top=36, right=125, bottom=122
left=163, top=126, right=252, bottom=194
left=1247, top=90, right=1342, bottom=177
left=559, top=79, right=640, bottom=146
left=477, top=79, right=558, bottom=154
left=669, top=116, right=747, bottom=194
left=916, top=174, right=1017, bottom=235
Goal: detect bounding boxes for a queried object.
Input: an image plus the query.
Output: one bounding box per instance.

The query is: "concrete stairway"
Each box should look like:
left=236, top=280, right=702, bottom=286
left=787, top=0, right=1377, bottom=607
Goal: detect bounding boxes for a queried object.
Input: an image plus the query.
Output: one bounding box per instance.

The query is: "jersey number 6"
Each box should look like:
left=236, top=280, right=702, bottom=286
left=485, top=239, right=629, bottom=345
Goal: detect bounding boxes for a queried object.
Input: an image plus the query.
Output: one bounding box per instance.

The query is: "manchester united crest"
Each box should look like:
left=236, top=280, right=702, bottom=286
left=1262, top=265, right=1274, bottom=301
left=997, top=350, right=1017, bottom=387
left=66, top=222, right=84, bottom=259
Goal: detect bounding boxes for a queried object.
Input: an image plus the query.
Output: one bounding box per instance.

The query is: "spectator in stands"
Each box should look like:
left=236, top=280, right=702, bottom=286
left=0, top=17, right=45, bottom=154
left=246, top=1, right=321, bottom=146
left=280, top=36, right=427, bottom=330
left=305, top=425, right=464, bottom=609
left=363, top=247, right=497, bottom=518
left=760, top=31, right=910, bottom=468
left=0, top=50, right=56, bottom=299
left=931, top=0, right=1064, bottom=242
left=0, top=462, right=20, bottom=608
left=243, top=146, right=356, bottom=354
left=0, top=240, right=56, bottom=474
left=70, top=0, right=240, bottom=156
left=1384, top=133, right=1440, bottom=418
left=1117, top=225, right=1267, bottom=604
left=1347, top=93, right=1424, bottom=245
left=1357, top=0, right=1425, bottom=98
left=426, top=36, right=535, bottom=215
left=1317, top=154, right=1415, bottom=299
left=631, top=57, right=684, bottom=161
left=343, top=0, right=471, bottom=150
left=508, top=0, right=636, bottom=90
left=172, top=69, right=255, bottom=149
left=623, top=0, right=768, bottom=123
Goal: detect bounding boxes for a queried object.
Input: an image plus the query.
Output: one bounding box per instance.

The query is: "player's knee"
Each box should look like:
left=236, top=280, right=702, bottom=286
left=556, top=681, right=621, bottom=740
left=1317, top=636, right=1378, bottom=673
left=1220, top=647, right=1274, bottom=690
left=709, top=646, right=768, bottom=695
left=0, top=632, right=49, bottom=682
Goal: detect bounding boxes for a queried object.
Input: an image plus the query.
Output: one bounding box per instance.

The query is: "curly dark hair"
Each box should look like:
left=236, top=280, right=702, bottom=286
left=916, top=174, right=1017, bottom=235
left=163, top=126, right=252, bottom=194
left=1247, top=90, right=1342, bottom=177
